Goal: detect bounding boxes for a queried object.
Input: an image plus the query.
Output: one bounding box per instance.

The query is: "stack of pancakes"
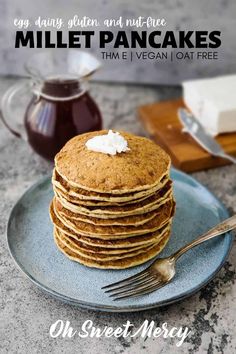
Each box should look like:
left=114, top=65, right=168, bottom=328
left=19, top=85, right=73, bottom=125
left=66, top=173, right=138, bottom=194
left=50, top=130, right=175, bottom=269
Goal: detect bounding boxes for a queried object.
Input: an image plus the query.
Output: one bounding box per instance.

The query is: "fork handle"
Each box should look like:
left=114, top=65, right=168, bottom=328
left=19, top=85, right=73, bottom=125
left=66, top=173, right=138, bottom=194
left=171, top=214, right=236, bottom=261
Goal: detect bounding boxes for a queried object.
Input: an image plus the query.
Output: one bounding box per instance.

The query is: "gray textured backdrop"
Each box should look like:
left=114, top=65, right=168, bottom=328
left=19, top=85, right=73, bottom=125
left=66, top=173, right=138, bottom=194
left=0, top=0, right=236, bottom=84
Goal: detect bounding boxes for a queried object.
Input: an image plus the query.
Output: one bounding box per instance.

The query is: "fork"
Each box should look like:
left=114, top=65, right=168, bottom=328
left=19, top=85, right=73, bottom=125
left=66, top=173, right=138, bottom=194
left=102, top=214, right=236, bottom=301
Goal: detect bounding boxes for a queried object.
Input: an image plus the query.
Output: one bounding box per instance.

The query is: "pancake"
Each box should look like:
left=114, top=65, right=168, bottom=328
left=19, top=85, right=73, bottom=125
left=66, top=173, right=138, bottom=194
left=54, top=230, right=171, bottom=269
left=53, top=184, right=167, bottom=208
left=55, top=130, right=171, bottom=193
left=52, top=169, right=170, bottom=203
left=51, top=198, right=175, bottom=238
left=55, top=197, right=167, bottom=226
left=54, top=227, right=156, bottom=254
left=50, top=130, right=175, bottom=269
left=55, top=228, right=163, bottom=261
left=54, top=182, right=173, bottom=218
left=55, top=189, right=172, bottom=219
left=53, top=182, right=168, bottom=207
left=51, top=210, right=172, bottom=248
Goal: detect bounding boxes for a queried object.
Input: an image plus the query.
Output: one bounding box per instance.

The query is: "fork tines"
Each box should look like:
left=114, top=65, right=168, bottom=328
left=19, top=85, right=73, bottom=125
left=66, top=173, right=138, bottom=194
left=102, top=268, right=164, bottom=301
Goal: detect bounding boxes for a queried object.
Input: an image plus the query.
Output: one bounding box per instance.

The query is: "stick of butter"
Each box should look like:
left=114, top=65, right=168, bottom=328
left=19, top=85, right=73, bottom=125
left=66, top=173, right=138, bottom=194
left=182, top=75, right=236, bottom=136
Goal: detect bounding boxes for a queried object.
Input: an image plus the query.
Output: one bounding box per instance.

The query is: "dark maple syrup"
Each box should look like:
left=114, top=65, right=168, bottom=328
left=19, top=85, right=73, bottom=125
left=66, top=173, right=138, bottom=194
left=24, top=77, right=102, bottom=160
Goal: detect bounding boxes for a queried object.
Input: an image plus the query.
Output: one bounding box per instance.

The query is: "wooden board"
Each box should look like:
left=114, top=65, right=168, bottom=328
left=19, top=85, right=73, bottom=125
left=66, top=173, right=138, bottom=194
left=138, top=98, right=236, bottom=172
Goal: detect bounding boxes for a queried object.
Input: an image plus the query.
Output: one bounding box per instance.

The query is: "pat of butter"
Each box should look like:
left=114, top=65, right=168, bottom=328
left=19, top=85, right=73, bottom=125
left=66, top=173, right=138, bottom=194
left=85, top=130, right=130, bottom=155
left=182, top=75, right=236, bottom=136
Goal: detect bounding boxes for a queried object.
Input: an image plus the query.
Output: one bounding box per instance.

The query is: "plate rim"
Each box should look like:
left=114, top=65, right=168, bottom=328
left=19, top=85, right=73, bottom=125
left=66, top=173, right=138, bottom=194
left=7, top=168, right=234, bottom=312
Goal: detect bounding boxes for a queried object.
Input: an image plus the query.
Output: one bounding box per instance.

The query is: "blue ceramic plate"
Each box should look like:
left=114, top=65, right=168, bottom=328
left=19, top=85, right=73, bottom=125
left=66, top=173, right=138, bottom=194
left=7, top=169, right=233, bottom=312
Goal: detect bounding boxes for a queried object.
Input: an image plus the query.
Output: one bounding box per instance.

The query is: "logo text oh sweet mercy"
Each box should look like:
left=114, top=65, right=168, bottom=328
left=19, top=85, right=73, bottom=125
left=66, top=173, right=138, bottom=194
left=49, top=320, right=191, bottom=347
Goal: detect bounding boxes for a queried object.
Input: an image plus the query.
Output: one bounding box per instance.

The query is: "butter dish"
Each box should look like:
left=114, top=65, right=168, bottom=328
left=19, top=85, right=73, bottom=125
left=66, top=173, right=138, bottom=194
left=182, top=75, right=236, bottom=136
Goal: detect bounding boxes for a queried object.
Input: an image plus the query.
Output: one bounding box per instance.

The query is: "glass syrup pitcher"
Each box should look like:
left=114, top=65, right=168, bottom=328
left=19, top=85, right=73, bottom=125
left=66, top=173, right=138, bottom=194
left=0, top=50, right=102, bottom=160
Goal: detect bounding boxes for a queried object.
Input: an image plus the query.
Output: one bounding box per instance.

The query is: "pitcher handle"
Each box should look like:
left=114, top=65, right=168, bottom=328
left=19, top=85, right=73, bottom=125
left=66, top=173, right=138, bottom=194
left=0, top=80, right=33, bottom=141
